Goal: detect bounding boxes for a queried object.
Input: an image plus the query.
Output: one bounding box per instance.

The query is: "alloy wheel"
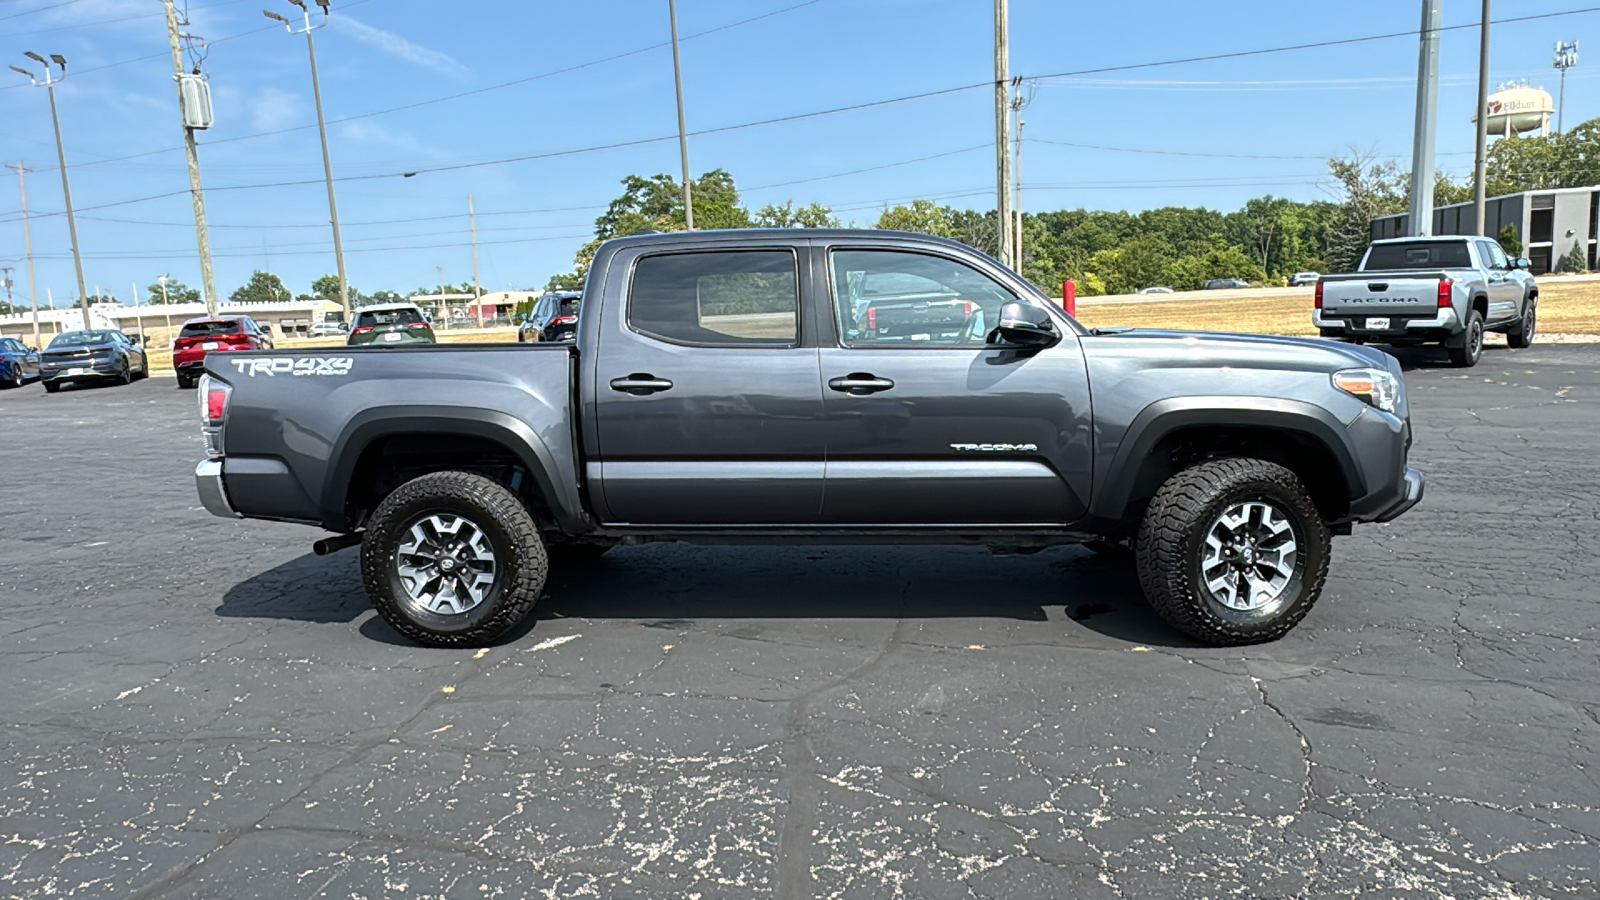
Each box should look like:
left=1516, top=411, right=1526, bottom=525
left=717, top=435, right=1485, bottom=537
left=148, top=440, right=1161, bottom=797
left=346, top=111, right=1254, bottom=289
left=1199, top=501, right=1299, bottom=612
left=394, top=513, right=498, bottom=615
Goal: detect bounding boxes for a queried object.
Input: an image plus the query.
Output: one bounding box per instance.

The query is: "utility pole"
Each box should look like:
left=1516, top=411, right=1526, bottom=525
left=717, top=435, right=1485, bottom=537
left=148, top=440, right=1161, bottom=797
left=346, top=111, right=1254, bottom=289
left=10, top=53, right=90, bottom=328
left=437, top=265, right=446, bottom=330
left=1473, top=0, right=1492, bottom=236
left=158, top=274, right=173, bottom=342
left=470, top=193, right=483, bottom=328
left=1011, top=76, right=1033, bottom=273
left=265, top=0, right=350, bottom=321
left=1, top=269, right=14, bottom=326
left=1554, top=40, right=1579, bottom=134
left=11, top=163, right=41, bottom=348
left=668, top=0, right=694, bottom=230
left=1407, top=0, right=1442, bottom=238
left=163, top=0, right=219, bottom=316
left=994, top=0, right=1012, bottom=266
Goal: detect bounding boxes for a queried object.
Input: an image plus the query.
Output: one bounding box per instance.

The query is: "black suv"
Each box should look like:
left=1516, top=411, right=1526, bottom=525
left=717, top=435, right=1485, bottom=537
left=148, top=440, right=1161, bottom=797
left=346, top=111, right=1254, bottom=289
left=518, top=291, right=582, bottom=342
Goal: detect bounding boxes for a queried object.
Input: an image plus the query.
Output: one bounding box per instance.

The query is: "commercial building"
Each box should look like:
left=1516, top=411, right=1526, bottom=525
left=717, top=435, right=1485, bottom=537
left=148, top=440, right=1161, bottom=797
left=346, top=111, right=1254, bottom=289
left=1371, top=184, right=1600, bottom=275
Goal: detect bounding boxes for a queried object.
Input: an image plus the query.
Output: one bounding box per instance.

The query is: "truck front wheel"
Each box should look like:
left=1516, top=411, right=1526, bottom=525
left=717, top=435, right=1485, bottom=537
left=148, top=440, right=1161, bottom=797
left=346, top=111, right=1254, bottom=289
left=1134, top=458, right=1331, bottom=646
left=361, top=471, right=548, bottom=647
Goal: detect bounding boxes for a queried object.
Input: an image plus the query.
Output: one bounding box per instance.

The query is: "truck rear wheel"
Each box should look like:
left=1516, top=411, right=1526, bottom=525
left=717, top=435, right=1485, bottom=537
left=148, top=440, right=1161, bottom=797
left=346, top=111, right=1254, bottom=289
left=1506, top=296, right=1537, bottom=349
left=361, top=471, right=547, bottom=647
left=1447, top=309, right=1485, bottom=367
left=1134, top=458, right=1330, bottom=646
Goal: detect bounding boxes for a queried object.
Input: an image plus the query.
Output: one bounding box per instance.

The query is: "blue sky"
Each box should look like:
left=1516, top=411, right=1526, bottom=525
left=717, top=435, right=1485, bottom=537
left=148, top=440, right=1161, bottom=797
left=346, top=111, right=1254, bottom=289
left=0, top=0, right=1596, bottom=304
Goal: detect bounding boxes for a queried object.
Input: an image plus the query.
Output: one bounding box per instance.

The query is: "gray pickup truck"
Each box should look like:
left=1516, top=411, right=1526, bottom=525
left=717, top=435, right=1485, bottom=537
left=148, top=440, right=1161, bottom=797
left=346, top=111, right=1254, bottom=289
left=194, top=229, right=1424, bottom=648
left=1315, top=235, right=1539, bottom=367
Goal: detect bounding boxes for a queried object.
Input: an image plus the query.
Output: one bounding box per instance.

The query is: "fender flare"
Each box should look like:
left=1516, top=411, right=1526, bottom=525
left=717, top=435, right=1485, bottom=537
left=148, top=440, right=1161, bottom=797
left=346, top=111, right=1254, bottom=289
left=1088, top=396, right=1365, bottom=523
left=321, top=405, right=584, bottom=533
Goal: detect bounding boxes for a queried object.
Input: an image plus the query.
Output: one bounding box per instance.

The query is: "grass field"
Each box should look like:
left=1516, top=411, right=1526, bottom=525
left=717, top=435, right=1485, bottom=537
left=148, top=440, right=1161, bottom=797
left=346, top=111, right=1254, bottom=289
left=1074, top=278, right=1600, bottom=336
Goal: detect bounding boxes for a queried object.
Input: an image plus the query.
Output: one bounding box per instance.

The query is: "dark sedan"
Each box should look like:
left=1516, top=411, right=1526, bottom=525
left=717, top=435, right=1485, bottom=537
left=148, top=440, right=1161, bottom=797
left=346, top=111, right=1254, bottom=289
left=0, top=337, right=40, bottom=389
left=39, top=330, right=147, bottom=393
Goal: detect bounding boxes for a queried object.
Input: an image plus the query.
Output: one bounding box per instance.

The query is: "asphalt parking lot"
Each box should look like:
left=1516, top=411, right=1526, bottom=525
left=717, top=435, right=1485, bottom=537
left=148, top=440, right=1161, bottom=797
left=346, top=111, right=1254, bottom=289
left=2, top=344, right=1598, bottom=899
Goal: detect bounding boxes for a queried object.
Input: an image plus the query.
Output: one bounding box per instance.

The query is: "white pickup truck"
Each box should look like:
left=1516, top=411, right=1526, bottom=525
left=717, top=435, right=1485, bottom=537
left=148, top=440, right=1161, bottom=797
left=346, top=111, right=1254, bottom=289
left=1314, top=236, right=1538, bottom=367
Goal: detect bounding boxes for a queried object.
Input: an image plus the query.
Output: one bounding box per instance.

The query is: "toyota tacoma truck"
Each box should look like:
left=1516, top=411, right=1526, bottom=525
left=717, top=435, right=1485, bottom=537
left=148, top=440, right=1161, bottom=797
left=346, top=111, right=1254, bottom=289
left=193, top=229, right=1424, bottom=648
left=1314, top=235, right=1538, bottom=367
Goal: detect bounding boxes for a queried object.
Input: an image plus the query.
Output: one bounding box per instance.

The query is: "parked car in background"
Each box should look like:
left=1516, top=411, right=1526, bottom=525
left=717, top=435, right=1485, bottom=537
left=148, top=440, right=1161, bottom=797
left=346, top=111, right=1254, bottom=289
left=172, top=316, right=275, bottom=389
left=0, top=337, right=40, bottom=388
left=1137, top=286, right=1174, bottom=294
left=1289, top=271, right=1322, bottom=287
left=39, top=329, right=147, bottom=392
left=349, top=303, right=436, bottom=347
left=518, top=291, right=582, bottom=342
left=1314, top=236, right=1537, bottom=368
left=310, top=321, right=349, bottom=337
left=1202, top=277, right=1251, bottom=290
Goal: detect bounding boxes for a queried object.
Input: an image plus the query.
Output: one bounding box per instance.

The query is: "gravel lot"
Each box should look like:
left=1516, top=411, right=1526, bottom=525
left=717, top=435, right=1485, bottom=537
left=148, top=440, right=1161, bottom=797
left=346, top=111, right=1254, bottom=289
left=2, top=344, right=1597, bottom=898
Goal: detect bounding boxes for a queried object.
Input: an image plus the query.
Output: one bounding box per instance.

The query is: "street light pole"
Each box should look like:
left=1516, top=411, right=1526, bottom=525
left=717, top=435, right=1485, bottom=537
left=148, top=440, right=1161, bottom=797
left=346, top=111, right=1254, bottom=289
left=1407, top=0, right=1442, bottom=238
left=1473, top=0, right=1492, bottom=236
left=266, top=0, right=350, bottom=322
left=11, top=54, right=90, bottom=329
left=11, top=162, right=41, bottom=348
left=994, top=0, right=1012, bottom=265
left=470, top=193, right=483, bottom=328
left=667, top=0, right=694, bottom=230
left=1553, top=40, right=1579, bottom=134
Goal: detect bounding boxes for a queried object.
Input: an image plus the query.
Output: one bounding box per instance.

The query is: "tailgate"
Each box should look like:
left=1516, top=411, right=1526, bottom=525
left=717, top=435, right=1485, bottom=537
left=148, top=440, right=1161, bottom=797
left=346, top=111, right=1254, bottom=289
left=1319, top=272, right=1443, bottom=317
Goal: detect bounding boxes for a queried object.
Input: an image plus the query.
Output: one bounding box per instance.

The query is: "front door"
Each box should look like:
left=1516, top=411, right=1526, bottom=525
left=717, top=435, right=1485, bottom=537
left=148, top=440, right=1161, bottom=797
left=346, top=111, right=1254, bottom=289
left=592, top=246, right=826, bottom=526
left=814, top=246, right=1093, bottom=526
left=1479, top=239, right=1522, bottom=325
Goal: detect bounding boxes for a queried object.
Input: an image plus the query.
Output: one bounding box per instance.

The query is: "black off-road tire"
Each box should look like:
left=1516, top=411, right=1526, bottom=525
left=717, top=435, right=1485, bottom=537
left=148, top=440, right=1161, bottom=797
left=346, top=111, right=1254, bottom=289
left=1506, top=296, right=1538, bottom=349
left=1447, top=309, right=1485, bottom=368
left=1134, top=458, right=1331, bottom=646
left=361, top=471, right=547, bottom=647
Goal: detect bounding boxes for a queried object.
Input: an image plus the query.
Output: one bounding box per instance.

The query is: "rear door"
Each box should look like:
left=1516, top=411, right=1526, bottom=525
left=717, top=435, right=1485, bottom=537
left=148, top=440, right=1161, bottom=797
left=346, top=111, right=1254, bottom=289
left=591, top=245, right=826, bottom=525
left=813, top=245, right=1093, bottom=526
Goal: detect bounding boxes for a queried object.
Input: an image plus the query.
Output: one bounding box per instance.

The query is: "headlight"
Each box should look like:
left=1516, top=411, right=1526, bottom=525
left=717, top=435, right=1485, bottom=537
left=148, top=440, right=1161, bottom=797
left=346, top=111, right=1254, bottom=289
left=1332, top=367, right=1399, bottom=413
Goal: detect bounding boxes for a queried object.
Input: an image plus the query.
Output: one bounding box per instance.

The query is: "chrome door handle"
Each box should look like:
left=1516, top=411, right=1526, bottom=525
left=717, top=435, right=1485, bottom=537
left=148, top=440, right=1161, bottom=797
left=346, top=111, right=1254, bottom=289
left=828, top=373, right=895, bottom=395
left=609, top=374, right=674, bottom=395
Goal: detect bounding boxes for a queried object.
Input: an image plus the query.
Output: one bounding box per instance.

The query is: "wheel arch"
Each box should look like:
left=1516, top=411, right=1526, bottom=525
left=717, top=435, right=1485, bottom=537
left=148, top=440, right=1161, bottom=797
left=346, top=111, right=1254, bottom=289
left=322, top=407, right=586, bottom=535
left=1090, top=397, right=1363, bottom=530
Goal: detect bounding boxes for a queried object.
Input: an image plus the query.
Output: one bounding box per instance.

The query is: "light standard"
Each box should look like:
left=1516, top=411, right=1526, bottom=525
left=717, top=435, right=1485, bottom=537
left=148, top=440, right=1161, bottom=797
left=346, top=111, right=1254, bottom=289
left=264, top=0, right=350, bottom=323
left=158, top=274, right=173, bottom=344
left=9, top=53, right=91, bottom=330
left=1553, top=40, right=1579, bottom=134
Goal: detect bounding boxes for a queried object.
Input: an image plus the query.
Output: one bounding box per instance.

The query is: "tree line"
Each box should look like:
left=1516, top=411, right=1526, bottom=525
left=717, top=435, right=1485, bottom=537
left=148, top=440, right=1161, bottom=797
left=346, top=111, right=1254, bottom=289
left=544, top=115, right=1600, bottom=296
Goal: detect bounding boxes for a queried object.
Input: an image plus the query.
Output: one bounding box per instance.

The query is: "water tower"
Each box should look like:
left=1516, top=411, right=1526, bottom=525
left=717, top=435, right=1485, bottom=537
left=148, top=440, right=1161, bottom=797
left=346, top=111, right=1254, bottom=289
left=1476, top=80, right=1555, bottom=137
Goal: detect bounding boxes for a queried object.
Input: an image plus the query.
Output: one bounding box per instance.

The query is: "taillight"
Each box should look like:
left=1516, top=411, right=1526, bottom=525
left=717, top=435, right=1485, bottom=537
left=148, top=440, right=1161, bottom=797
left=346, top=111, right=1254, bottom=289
left=352, top=326, right=374, bottom=335
left=1437, top=277, right=1453, bottom=308
left=408, top=321, right=431, bottom=329
left=549, top=315, right=577, bottom=326
left=1313, top=281, right=1323, bottom=310
left=198, top=374, right=231, bottom=425
left=867, top=307, right=877, bottom=330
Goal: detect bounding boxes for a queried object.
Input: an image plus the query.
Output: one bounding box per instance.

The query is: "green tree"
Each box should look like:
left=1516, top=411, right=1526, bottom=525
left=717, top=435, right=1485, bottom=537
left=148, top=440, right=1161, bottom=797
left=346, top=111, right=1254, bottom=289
left=1559, top=239, right=1588, bottom=273
left=1084, top=234, right=1175, bottom=295
left=1497, top=223, right=1522, bottom=257
left=1325, top=153, right=1406, bottom=273
left=546, top=272, right=584, bottom=291
left=754, top=200, right=839, bottom=228
left=874, top=199, right=954, bottom=236
left=228, top=271, right=290, bottom=303
left=146, top=279, right=201, bottom=304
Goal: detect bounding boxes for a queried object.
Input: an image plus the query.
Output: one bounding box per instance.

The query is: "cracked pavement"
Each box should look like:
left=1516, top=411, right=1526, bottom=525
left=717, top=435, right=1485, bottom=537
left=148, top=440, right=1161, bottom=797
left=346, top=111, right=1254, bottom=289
left=1, top=343, right=1597, bottom=898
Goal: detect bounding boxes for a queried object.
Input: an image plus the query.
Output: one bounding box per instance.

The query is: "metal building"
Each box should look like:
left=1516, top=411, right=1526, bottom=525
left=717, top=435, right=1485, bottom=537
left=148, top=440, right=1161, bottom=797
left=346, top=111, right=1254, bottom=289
left=1371, top=184, right=1600, bottom=275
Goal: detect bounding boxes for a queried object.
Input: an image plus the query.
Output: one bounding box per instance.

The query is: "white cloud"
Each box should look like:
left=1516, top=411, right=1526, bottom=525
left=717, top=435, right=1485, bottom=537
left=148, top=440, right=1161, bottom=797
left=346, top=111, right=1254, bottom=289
left=250, top=87, right=303, bottom=131
left=336, top=16, right=470, bottom=80
left=337, top=119, right=424, bottom=152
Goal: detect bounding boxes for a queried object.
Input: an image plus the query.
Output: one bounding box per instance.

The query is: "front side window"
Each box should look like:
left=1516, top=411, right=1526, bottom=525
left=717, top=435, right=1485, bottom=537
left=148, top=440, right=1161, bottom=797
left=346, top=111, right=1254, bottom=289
left=1483, top=241, right=1510, bottom=270
left=629, top=250, right=798, bottom=346
left=831, top=249, right=1017, bottom=348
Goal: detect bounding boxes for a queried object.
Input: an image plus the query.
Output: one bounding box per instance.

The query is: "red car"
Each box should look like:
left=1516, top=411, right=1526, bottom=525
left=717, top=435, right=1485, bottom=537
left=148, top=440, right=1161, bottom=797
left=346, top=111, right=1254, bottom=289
left=172, top=316, right=274, bottom=389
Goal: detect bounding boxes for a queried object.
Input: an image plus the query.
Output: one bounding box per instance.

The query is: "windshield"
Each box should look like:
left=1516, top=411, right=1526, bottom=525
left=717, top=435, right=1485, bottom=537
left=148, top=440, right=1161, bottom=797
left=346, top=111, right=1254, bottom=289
left=355, top=308, right=425, bottom=328
left=1364, top=241, right=1472, bottom=270
left=179, top=320, right=241, bottom=337
left=48, top=331, right=117, bottom=348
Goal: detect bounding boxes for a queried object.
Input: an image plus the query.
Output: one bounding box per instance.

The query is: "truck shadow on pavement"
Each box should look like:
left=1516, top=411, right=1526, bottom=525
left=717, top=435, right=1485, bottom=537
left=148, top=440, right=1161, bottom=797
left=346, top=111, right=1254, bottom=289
left=216, top=545, right=1197, bottom=649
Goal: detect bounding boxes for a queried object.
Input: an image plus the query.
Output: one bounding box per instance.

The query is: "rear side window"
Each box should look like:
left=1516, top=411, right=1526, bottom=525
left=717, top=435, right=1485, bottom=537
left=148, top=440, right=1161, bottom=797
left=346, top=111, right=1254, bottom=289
left=179, top=320, right=241, bottom=337
left=1365, top=241, right=1472, bottom=269
left=628, top=250, right=798, bottom=346
left=356, top=308, right=425, bottom=328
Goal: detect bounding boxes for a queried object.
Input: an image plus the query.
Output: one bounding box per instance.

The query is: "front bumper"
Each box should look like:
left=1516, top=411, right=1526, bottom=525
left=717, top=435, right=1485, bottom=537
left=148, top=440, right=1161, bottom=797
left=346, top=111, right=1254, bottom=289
left=195, top=459, right=241, bottom=518
left=1373, top=467, right=1426, bottom=523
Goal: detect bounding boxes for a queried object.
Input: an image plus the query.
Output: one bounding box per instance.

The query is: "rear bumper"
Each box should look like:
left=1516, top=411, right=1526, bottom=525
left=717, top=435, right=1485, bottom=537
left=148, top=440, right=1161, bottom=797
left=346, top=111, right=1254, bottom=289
left=1315, top=307, right=1460, bottom=337
left=195, top=459, right=241, bottom=518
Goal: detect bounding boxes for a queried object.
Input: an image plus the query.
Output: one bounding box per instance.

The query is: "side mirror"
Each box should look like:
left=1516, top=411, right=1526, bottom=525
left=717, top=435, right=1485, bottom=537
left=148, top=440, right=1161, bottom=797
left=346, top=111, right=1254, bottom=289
left=990, top=301, right=1060, bottom=348
left=1513, top=257, right=1531, bottom=270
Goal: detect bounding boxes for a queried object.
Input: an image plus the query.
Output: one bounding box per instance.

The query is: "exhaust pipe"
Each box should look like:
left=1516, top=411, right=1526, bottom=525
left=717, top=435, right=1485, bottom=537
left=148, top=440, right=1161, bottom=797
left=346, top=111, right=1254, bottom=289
left=312, top=532, right=364, bottom=556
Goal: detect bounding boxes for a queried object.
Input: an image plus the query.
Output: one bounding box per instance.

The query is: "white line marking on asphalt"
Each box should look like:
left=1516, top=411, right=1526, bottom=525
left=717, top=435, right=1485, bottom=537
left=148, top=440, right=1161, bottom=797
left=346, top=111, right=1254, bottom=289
left=527, top=634, right=581, bottom=652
